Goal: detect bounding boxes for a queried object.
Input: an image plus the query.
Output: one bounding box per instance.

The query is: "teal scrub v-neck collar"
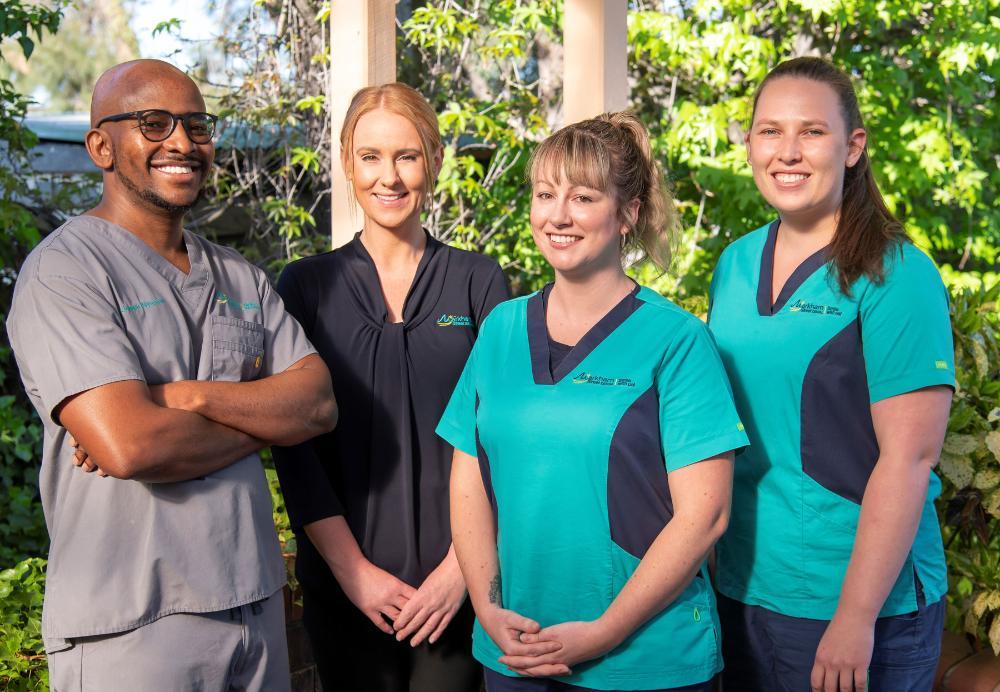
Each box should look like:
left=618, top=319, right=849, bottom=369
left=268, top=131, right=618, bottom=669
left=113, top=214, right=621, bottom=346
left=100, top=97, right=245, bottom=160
left=527, top=282, right=641, bottom=385
left=756, top=220, right=831, bottom=316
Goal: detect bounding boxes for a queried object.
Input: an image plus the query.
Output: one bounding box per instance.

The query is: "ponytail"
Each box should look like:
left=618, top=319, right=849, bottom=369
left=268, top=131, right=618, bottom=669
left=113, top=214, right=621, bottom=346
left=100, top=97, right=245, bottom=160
left=528, top=112, right=678, bottom=272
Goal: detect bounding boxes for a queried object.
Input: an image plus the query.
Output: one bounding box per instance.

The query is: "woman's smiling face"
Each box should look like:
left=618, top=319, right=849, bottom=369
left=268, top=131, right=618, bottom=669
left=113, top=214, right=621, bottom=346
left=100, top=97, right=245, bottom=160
left=747, top=76, right=866, bottom=227
left=349, top=108, right=435, bottom=233
left=530, top=169, right=630, bottom=280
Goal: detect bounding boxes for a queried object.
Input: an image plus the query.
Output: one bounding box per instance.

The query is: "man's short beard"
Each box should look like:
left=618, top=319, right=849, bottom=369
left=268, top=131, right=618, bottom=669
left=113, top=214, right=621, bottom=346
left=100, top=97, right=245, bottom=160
left=113, top=151, right=200, bottom=215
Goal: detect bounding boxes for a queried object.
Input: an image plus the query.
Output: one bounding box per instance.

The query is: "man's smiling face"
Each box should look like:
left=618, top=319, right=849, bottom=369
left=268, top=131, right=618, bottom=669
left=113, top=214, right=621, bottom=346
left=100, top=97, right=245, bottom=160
left=101, top=74, right=214, bottom=215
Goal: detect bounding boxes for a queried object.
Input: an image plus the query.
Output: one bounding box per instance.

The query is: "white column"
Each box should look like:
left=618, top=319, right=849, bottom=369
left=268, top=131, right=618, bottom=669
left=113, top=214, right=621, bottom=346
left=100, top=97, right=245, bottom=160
left=329, top=0, right=396, bottom=248
left=563, top=0, right=628, bottom=125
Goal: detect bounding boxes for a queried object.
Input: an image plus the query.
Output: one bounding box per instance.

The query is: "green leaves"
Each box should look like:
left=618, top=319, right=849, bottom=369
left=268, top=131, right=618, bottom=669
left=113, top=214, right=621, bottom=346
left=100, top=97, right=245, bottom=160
left=151, top=17, right=182, bottom=38
left=294, top=95, right=325, bottom=116
left=939, top=280, right=1000, bottom=649
left=0, top=558, right=47, bottom=689
left=0, top=21, right=60, bottom=654
left=15, top=36, right=32, bottom=60
left=261, top=197, right=316, bottom=241
left=0, top=1, right=65, bottom=61
left=627, top=0, right=999, bottom=293
left=290, top=146, right=321, bottom=174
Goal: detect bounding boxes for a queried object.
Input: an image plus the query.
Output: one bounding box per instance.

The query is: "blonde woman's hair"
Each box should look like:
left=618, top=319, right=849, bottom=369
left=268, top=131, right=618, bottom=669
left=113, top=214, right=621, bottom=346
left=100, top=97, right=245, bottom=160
left=527, top=112, right=677, bottom=271
left=340, top=82, right=442, bottom=188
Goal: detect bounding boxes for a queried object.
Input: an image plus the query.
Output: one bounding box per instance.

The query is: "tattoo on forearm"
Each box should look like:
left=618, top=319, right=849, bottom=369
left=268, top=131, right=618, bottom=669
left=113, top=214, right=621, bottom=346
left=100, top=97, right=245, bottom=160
left=488, top=573, right=502, bottom=606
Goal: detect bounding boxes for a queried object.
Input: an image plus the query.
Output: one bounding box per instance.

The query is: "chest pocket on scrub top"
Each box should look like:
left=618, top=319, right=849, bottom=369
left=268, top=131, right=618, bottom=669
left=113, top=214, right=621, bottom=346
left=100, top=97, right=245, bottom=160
left=211, top=315, right=264, bottom=382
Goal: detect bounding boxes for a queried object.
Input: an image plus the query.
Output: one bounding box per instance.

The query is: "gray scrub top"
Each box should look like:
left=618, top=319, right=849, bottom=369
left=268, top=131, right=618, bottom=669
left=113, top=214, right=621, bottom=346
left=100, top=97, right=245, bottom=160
left=6, top=216, right=316, bottom=652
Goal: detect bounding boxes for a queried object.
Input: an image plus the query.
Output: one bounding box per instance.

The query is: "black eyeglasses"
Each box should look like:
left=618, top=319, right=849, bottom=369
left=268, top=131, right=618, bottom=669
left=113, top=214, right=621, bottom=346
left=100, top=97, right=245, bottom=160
left=96, top=109, right=218, bottom=144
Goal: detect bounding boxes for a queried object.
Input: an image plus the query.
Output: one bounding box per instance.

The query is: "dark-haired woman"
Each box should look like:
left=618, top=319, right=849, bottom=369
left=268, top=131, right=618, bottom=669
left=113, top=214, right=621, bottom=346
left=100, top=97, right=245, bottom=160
left=708, top=57, right=953, bottom=692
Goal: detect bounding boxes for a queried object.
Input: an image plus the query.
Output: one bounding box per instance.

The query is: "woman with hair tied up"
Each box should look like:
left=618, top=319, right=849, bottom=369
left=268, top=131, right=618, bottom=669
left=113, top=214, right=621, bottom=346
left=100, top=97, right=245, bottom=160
left=708, top=57, right=954, bottom=692
left=272, top=83, right=509, bottom=692
left=438, top=113, right=748, bottom=691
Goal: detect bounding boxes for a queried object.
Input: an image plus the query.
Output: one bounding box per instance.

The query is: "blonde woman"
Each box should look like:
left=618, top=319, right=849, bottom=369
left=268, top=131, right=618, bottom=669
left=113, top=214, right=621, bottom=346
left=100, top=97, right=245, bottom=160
left=439, top=113, right=748, bottom=691
left=273, top=83, right=509, bottom=692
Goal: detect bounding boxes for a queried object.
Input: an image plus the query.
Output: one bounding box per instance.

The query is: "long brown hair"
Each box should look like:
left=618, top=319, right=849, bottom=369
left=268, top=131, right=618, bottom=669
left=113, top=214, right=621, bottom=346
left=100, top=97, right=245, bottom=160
left=752, top=57, right=907, bottom=293
left=527, top=112, right=677, bottom=271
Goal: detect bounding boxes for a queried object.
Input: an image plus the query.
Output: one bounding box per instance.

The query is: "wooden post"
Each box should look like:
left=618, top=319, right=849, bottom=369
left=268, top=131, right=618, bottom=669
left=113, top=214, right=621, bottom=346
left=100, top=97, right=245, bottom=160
left=329, top=0, right=396, bottom=248
left=563, top=0, right=628, bottom=125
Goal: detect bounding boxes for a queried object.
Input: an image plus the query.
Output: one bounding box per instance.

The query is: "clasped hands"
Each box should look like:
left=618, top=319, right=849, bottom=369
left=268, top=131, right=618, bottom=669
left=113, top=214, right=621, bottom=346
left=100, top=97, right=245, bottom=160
left=338, top=551, right=469, bottom=647
left=481, top=607, right=621, bottom=678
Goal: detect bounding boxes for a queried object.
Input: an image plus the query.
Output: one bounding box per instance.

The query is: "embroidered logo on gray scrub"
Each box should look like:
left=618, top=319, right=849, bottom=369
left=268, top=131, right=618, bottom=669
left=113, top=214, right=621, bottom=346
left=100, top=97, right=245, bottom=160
left=120, top=298, right=166, bottom=313
left=215, top=291, right=261, bottom=312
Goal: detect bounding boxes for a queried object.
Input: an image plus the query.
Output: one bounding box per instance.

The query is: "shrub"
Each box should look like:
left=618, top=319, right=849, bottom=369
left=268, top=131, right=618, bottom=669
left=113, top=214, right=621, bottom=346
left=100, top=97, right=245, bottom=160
left=938, top=281, right=1000, bottom=651
left=0, top=557, right=47, bottom=690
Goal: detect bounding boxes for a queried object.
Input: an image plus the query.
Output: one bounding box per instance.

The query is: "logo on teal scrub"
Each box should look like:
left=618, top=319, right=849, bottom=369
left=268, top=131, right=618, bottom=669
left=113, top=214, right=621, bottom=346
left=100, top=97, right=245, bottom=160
left=215, top=291, right=260, bottom=312
left=437, top=314, right=471, bottom=327
left=571, top=372, right=636, bottom=387
left=788, top=299, right=842, bottom=316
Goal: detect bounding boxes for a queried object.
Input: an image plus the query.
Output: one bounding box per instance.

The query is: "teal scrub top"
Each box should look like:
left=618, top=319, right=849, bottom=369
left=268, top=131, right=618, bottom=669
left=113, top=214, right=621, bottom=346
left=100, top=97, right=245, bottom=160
left=437, top=284, right=748, bottom=690
left=708, top=221, right=955, bottom=620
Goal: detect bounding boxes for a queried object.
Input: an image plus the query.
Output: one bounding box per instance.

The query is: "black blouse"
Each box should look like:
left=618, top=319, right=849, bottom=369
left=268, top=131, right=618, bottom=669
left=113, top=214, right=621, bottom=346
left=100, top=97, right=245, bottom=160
left=273, top=232, right=509, bottom=587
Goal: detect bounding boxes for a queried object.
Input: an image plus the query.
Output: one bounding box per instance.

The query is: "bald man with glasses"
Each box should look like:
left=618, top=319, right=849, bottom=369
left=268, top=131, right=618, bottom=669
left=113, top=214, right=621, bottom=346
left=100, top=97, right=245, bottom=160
left=6, top=59, right=337, bottom=691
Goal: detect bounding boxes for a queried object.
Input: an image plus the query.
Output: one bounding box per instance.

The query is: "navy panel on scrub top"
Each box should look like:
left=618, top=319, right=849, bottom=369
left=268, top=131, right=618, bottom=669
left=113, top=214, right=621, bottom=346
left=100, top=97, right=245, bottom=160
left=474, top=394, right=499, bottom=528
left=607, top=386, right=674, bottom=559
left=800, top=316, right=880, bottom=504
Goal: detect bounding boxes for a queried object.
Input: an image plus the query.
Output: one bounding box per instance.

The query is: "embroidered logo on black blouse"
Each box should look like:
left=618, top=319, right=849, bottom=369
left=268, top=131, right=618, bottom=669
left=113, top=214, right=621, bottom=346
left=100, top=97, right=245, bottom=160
left=437, top=313, right=471, bottom=327
left=571, top=372, right=636, bottom=387
left=788, top=299, right=842, bottom=316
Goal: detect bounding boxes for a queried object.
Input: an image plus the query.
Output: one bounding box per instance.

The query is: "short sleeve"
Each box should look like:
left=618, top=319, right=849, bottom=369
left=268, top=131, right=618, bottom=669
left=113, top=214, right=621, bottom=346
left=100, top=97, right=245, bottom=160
left=706, top=246, right=728, bottom=323
left=473, top=263, right=510, bottom=329
left=657, top=318, right=749, bottom=472
left=257, top=268, right=317, bottom=376
left=272, top=261, right=344, bottom=528
left=436, top=335, right=481, bottom=458
left=861, top=246, right=955, bottom=404
left=272, top=438, right=345, bottom=528
left=8, top=262, right=145, bottom=423
left=276, top=262, right=313, bottom=332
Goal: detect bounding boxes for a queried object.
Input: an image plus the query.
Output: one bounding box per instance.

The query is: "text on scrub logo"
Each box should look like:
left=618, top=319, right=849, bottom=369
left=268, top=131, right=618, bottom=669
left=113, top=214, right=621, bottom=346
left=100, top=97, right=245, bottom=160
left=215, top=291, right=260, bottom=311
left=788, top=299, right=842, bottom=316
left=571, top=372, right=636, bottom=387
left=120, top=298, right=166, bottom=313
left=437, top=314, right=472, bottom=327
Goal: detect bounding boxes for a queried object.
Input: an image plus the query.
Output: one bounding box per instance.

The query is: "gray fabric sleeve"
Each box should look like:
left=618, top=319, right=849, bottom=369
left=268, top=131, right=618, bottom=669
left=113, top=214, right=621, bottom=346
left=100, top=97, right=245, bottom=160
left=9, top=258, right=145, bottom=424
left=255, top=268, right=317, bottom=376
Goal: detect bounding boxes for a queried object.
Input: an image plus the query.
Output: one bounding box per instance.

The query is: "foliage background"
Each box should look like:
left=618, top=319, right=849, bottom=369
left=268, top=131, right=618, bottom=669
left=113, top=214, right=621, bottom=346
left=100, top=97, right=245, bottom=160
left=0, top=0, right=997, bottom=687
